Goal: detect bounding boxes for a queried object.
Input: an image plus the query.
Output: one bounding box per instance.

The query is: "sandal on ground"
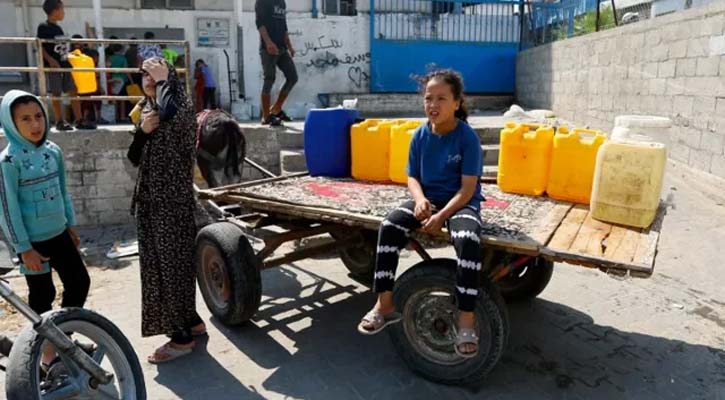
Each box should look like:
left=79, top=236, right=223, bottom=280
left=261, top=114, right=283, bottom=127
left=147, top=342, right=194, bottom=364
left=273, top=110, right=293, bottom=122
left=357, top=309, right=402, bottom=335
left=454, top=328, right=479, bottom=359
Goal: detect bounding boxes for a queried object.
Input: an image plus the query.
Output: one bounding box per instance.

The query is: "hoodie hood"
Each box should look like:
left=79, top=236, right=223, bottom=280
left=0, top=90, right=49, bottom=151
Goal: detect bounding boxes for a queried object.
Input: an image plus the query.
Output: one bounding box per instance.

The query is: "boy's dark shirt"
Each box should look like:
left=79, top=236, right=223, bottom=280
left=255, top=0, right=288, bottom=51
left=37, top=21, right=70, bottom=67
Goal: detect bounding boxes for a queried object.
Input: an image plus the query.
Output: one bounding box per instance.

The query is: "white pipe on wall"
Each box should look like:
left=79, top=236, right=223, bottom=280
left=21, top=0, right=37, bottom=93
left=93, top=0, right=108, bottom=96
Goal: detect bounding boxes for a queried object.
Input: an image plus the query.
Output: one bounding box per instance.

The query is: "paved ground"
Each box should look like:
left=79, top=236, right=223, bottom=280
left=1, top=169, right=724, bottom=399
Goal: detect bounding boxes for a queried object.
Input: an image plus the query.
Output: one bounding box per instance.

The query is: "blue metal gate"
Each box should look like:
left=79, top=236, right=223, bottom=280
left=369, top=0, right=522, bottom=93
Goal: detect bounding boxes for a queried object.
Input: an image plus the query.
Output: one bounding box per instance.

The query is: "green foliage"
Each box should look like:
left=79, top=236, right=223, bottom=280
left=575, top=5, right=616, bottom=33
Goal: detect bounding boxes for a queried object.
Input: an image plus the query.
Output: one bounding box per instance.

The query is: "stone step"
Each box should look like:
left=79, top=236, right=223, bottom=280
left=325, top=93, right=513, bottom=117
left=482, top=144, right=500, bottom=166
left=280, top=149, right=307, bottom=175
left=278, top=130, right=304, bottom=150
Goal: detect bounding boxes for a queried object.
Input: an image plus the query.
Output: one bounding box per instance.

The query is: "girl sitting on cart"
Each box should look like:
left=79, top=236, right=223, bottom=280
left=358, top=69, right=484, bottom=358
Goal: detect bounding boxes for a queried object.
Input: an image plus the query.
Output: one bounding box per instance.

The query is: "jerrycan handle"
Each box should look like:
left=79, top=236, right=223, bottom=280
left=571, top=127, right=606, bottom=144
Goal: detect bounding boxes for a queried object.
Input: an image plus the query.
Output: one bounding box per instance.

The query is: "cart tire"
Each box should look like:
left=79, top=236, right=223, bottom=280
left=330, top=229, right=377, bottom=279
left=496, top=257, right=554, bottom=302
left=196, top=222, right=261, bottom=326
left=6, top=308, right=146, bottom=400
left=388, top=259, right=509, bottom=385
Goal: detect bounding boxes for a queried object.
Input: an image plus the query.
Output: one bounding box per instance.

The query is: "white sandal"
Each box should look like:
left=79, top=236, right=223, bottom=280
left=147, top=342, right=194, bottom=364
left=357, top=309, right=402, bottom=335
left=455, top=328, right=479, bottom=358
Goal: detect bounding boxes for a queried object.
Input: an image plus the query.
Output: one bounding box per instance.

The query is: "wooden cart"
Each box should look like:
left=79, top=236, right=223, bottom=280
left=195, top=172, right=665, bottom=385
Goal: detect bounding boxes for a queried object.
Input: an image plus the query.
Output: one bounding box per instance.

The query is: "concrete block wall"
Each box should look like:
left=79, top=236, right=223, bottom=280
left=0, top=125, right=288, bottom=226
left=0, top=128, right=137, bottom=226
left=516, top=1, right=725, bottom=179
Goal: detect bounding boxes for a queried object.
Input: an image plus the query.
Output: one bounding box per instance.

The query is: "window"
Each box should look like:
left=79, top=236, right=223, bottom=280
left=323, top=0, right=356, bottom=16
left=141, top=0, right=194, bottom=9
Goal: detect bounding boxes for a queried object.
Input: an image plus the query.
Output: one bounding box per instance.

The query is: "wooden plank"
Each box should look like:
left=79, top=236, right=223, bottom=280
left=632, top=204, right=667, bottom=269
left=602, top=226, right=639, bottom=263
left=200, top=172, right=307, bottom=197
left=531, top=202, right=574, bottom=245
left=539, top=247, right=653, bottom=276
left=569, top=213, right=614, bottom=257
left=547, top=205, right=589, bottom=251
left=206, top=176, right=663, bottom=277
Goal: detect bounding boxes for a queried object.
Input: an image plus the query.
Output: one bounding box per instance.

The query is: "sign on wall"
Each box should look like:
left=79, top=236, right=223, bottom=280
left=196, top=17, right=230, bottom=47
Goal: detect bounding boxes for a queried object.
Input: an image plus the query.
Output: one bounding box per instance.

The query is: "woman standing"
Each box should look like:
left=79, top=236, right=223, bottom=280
left=128, top=57, right=206, bottom=363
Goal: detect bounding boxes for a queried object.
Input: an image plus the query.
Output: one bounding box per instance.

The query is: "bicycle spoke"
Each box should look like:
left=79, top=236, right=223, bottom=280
left=42, top=379, right=82, bottom=400
left=55, top=351, right=82, bottom=378
left=96, top=385, right=121, bottom=400
left=93, top=344, right=107, bottom=364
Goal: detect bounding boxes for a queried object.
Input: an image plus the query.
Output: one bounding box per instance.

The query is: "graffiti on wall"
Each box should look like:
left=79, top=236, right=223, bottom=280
left=294, top=33, right=370, bottom=90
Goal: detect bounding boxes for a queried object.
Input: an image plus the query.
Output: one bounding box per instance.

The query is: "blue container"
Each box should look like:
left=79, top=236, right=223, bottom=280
left=304, top=108, right=359, bottom=177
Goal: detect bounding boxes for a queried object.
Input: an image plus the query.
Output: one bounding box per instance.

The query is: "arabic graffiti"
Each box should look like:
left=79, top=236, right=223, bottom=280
left=293, top=33, right=370, bottom=90
left=298, top=35, right=344, bottom=57
left=306, top=51, right=371, bottom=69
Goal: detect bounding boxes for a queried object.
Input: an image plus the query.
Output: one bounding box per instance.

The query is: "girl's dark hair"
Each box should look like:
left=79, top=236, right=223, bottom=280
left=11, top=96, right=43, bottom=118
left=418, top=69, right=468, bottom=122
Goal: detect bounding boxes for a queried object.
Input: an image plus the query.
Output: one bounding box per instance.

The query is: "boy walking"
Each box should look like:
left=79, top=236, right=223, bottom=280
left=37, top=0, right=88, bottom=130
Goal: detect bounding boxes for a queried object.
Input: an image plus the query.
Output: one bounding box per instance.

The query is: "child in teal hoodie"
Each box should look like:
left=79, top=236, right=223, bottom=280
left=0, top=90, right=89, bottom=325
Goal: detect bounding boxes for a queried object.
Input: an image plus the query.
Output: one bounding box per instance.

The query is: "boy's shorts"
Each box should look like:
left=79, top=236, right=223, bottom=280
left=47, top=72, right=76, bottom=95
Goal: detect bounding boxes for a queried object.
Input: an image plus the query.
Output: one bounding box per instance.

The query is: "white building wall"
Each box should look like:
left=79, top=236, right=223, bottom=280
left=11, top=0, right=377, bottom=117
left=240, top=12, right=371, bottom=119
left=19, top=3, right=238, bottom=108
left=20, top=0, right=232, bottom=11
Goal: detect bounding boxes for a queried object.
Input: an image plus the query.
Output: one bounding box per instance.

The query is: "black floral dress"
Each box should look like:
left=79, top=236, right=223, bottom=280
left=130, top=67, right=199, bottom=337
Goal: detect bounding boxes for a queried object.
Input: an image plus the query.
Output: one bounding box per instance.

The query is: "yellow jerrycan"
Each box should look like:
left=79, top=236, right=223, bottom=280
left=497, top=122, right=554, bottom=196
left=389, top=120, right=423, bottom=183
left=547, top=127, right=607, bottom=204
left=67, top=49, right=97, bottom=95
left=590, top=140, right=666, bottom=228
left=351, top=119, right=394, bottom=181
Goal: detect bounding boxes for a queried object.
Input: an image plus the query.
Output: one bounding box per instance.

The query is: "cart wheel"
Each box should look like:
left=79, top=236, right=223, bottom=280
left=196, top=222, right=261, bottom=326
left=330, top=229, right=377, bottom=279
left=388, top=259, right=509, bottom=385
left=496, top=257, right=554, bottom=302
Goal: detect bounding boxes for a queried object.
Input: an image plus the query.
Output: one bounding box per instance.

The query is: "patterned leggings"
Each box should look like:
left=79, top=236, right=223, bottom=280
left=373, top=200, right=483, bottom=312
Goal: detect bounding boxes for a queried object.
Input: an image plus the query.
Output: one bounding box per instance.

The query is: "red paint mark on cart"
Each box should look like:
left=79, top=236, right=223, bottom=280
left=482, top=197, right=510, bottom=209
left=306, top=182, right=342, bottom=198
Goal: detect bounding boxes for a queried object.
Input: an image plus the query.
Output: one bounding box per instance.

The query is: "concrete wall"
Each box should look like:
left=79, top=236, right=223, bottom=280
left=0, top=129, right=137, bottom=226
left=516, top=1, right=725, bottom=179
left=14, top=2, right=238, bottom=109
left=0, top=125, right=291, bottom=226
left=240, top=0, right=313, bottom=13
left=239, top=12, right=370, bottom=119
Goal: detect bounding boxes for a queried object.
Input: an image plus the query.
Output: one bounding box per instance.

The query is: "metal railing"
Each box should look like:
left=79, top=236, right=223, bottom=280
left=372, top=0, right=523, bottom=44
left=0, top=37, right=191, bottom=102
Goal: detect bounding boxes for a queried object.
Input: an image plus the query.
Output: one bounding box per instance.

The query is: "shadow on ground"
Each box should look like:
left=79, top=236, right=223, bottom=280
left=193, top=264, right=725, bottom=400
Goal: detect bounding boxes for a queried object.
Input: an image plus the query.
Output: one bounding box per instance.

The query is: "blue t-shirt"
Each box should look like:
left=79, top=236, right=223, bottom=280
left=406, top=120, right=483, bottom=210
left=201, top=65, right=216, bottom=88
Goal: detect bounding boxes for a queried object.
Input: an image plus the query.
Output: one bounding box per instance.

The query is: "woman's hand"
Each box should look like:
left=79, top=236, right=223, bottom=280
left=68, top=228, right=81, bottom=248
left=414, top=198, right=432, bottom=221
left=140, top=110, right=160, bottom=134
left=20, top=249, right=50, bottom=273
left=421, top=213, right=446, bottom=234
left=142, top=58, right=169, bottom=82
